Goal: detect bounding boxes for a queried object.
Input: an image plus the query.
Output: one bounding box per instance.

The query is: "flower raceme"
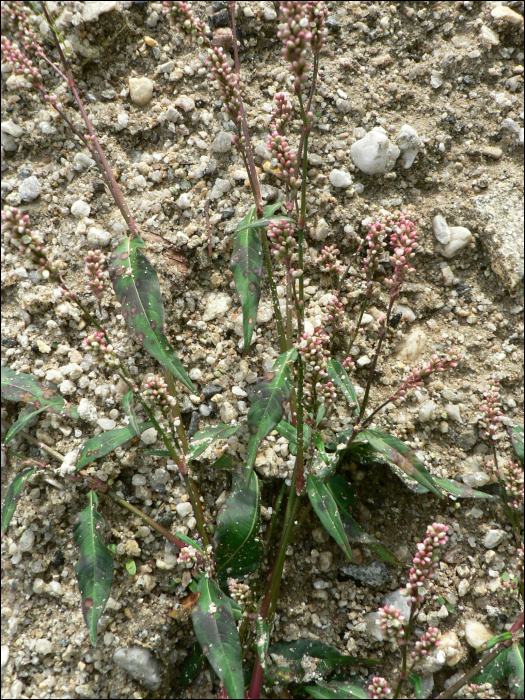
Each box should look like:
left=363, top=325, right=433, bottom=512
left=411, top=626, right=442, bottom=664
left=267, top=218, right=297, bottom=260
left=377, top=605, right=406, bottom=646
left=278, top=1, right=313, bottom=93
left=391, top=350, right=462, bottom=403
left=143, top=375, right=178, bottom=418
left=402, top=522, right=449, bottom=607
left=207, top=45, right=244, bottom=149
left=267, top=131, right=300, bottom=191
left=163, top=0, right=207, bottom=43
left=478, top=379, right=505, bottom=443
left=85, top=250, right=107, bottom=303
left=84, top=330, right=120, bottom=369
left=367, top=676, right=392, bottom=699
left=271, top=92, right=293, bottom=135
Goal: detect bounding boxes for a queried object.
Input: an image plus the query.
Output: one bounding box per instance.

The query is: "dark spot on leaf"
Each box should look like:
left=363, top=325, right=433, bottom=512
left=83, top=597, right=94, bottom=609
left=136, top=332, right=146, bottom=343
left=120, top=252, right=129, bottom=261
left=248, top=316, right=254, bottom=324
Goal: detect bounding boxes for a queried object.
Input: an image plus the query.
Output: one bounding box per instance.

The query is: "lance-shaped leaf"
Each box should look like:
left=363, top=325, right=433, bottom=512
left=509, top=425, right=524, bottom=463
left=1, top=366, right=79, bottom=418
left=173, top=532, right=204, bottom=552
left=188, top=423, right=242, bottom=461
left=191, top=577, right=244, bottom=700
left=307, top=474, right=354, bottom=562
left=473, top=645, right=520, bottom=696
left=247, top=348, right=297, bottom=471
left=432, top=476, right=495, bottom=500
left=179, top=644, right=204, bottom=686
left=1, top=466, right=35, bottom=537
left=269, top=640, right=361, bottom=680
left=304, top=680, right=369, bottom=699
left=214, top=470, right=262, bottom=581
left=121, top=390, right=141, bottom=438
left=361, top=429, right=442, bottom=498
left=4, top=406, right=47, bottom=444
left=76, top=422, right=152, bottom=471
left=73, top=491, right=114, bottom=646
left=235, top=215, right=295, bottom=234
left=256, top=619, right=269, bottom=668
left=507, top=642, right=524, bottom=699
left=327, top=359, right=360, bottom=414
left=275, top=420, right=310, bottom=455
left=231, top=208, right=262, bottom=350
left=408, top=674, right=424, bottom=699
left=108, top=236, right=195, bottom=392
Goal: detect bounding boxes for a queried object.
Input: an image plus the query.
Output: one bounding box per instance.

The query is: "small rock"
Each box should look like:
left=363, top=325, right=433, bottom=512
left=329, top=169, right=352, bottom=188
left=87, top=226, right=111, bottom=248
left=22, top=285, right=54, bottom=314
left=174, top=95, right=195, bottom=112
left=462, top=471, right=490, bottom=488
left=481, top=146, right=503, bottom=159
left=213, top=27, right=233, bottom=49
left=311, top=217, right=330, bottom=241
left=255, top=447, right=279, bottom=478
left=308, top=153, right=323, bottom=166
left=18, top=528, right=35, bottom=553
left=433, top=215, right=451, bottom=244
left=141, top=427, right=158, bottom=445
left=356, top=355, right=371, bottom=367
left=1, top=645, right=9, bottom=669
left=419, top=400, right=437, bottom=423
left=19, top=176, right=41, bottom=202
left=457, top=425, right=479, bottom=451
left=46, top=368, right=65, bottom=384
left=395, top=305, right=416, bottom=323
left=220, top=401, right=238, bottom=423
left=82, top=1, right=117, bottom=22
left=97, top=418, right=116, bottom=431
left=129, top=77, right=154, bottom=107
left=78, top=398, right=98, bottom=424
left=202, top=384, right=223, bottom=399
left=440, top=631, right=464, bottom=666
left=1, top=119, right=24, bottom=138
left=113, top=647, right=162, bottom=691
left=339, top=561, right=389, bottom=588
left=312, top=527, right=330, bottom=544
left=396, top=124, right=421, bottom=169
left=350, top=129, right=400, bottom=174
left=442, top=265, right=455, bottom=286
left=491, top=4, right=524, bottom=24
left=440, top=227, right=473, bottom=258
left=394, top=327, right=427, bottom=362
left=430, top=71, right=443, bottom=89
left=73, top=152, right=96, bottom=172
left=211, top=131, right=232, bottom=153
left=480, top=25, right=500, bottom=47
left=176, top=502, right=193, bottom=518
left=458, top=579, right=470, bottom=597
left=445, top=404, right=462, bottom=423
left=203, top=291, right=232, bottom=321
left=483, top=529, right=506, bottom=549
left=263, top=6, right=277, bottom=21
left=116, top=111, right=129, bottom=130
left=210, top=178, right=231, bottom=199
left=188, top=411, right=200, bottom=437
left=176, top=192, right=192, bottom=209
left=318, top=551, right=333, bottom=572
left=464, top=620, right=494, bottom=649
left=34, top=639, right=53, bottom=655
left=59, top=380, right=76, bottom=395
left=71, top=200, right=91, bottom=218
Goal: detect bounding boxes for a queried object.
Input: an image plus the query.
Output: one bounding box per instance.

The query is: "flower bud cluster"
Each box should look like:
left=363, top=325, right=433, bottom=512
left=462, top=682, right=500, bottom=699
left=317, top=245, right=344, bottom=275
left=411, top=626, right=441, bottom=664
left=177, top=545, right=199, bottom=569
left=267, top=218, right=297, bottom=260
left=1, top=1, right=40, bottom=53
left=478, top=380, right=505, bottom=443
left=367, top=676, right=392, bottom=699
left=278, top=1, right=312, bottom=93
left=402, top=522, right=449, bottom=607
left=494, top=460, right=524, bottom=512
left=342, top=354, right=355, bottom=372
left=304, top=1, right=329, bottom=54
left=0, top=35, right=41, bottom=85
left=143, top=375, right=177, bottom=417
left=381, top=211, right=420, bottom=299
left=1, top=206, right=63, bottom=281
left=270, top=92, right=292, bottom=135
left=84, top=330, right=119, bottom=369
left=362, top=220, right=387, bottom=295
left=207, top=46, right=244, bottom=148
left=376, top=605, right=406, bottom=646
left=299, top=328, right=337, bottom=416
left=227, top=578, right=253, bottom=606
left=392, top=349, right=462, bottom=402
left=324, top=292, right=346, bottom=331
left=163, top=1, right=207, bottom=43
left=267, top=131, right=300, bottom=191
left=85, top=250, right=107, bottom=302
left=498, top=542, right=523, bottom=601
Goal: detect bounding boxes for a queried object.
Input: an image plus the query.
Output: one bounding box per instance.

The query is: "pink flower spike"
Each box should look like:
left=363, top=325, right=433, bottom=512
left=367, top=676, right=392, bottom=699
left=478, top=380, right=505, bottom=443
left=401, top=522, right=449, bottom=609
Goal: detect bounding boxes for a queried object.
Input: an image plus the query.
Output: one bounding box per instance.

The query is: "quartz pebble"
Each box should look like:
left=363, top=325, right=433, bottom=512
left=129, top=77, right=154, bottom=106
left=491, top=4, right=524, bottom=24
left=211, top=131, right=232, bottom=153
left=71, top=200, right=91, bottom=218
left=176, top=193, right=192, bottom=209
left=418, top=400, right=437, bottom=423
left=98, top=418, right=117, bottom=431
left=394, top=327, right=427, bottom=362
left=113, top=647, right=162, bottom=691
left=141, top=427, right=158, bottom=445
left=483, top=529, right=506, bottom=549
left=311, top=217, right=330, bottom=241
left=203, top=291, right=232, bottom=321
left=87, top=226, right=112, bottom=248
left=210, top=178, right=231, bottom=199
left=18, top=528, right=35, bottom=553
left=1, top=645, right=9, bottom=669
left=329, top=169, right=352, bottom=188
left=176, top=502, right=193, bottom=518
left=74, top=152, right=96, bottom=172
left=433, top=215, right=451, bottom=244
left=350, top=128, right=400, bottom=174
left=440, top=631, right=464, bottom=666
left=318, top=551, right=333, bottom=572
left=19, top=176, right=41, bottom=202
left=445, top=404, right=462, bottom=423
left=34, top=639, right=53, bottom=655
left=396, top=124, right=421, bottom=169
left=82, top=1, right=117, bottom=22
left=440, top=227, right=473, bottom=258
left=464, top=620, right=494, bottom=649
left=174, top=95, right=195, bottom=112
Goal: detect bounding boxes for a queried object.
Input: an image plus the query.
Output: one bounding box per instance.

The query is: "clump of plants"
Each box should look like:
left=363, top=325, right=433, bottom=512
left=1, top=3, right=523, bottom=699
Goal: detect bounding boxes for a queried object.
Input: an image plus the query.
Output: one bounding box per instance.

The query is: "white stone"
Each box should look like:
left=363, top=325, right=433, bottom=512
left=263, top=6, right=277, bottom=21
left=350, top=129, right=400, bottom=175
left=491, top=4, right=523, bottom=24
left=255, top=447, right=279, bottom=478
left=78, top=398, right=98, bottom=423
left=480, top=25, right=499, bottom=47
left=141, top=427, right=158, bottom=445
left=176, top=192, right=192, bottom=209
left=19, top=176, right=41, bottom=202
left=440, top=227, right=473, bottom=258
left=210, top=178, right=231, bottom=199
left=445, top=404, right=462, bottom=423
left=129, top=77, right=154, bottom=106
left=59, top=379, right=76, bottom=395
left=356, top=355, right=371, bottom=367
left=396, top=124, right=421, bottom=169
left=46, top=368, right=65, bottom=384
left=457, top=579, right=470, bottom=597
left=318, top=551, right=333, bottom=572
left=34, top=639, right=53, bottom=655
left=174, top=95, right=195, bottom=112
left=1, top=119, right=24, bottom=138
left=220, top=401, right=239, bottom=423
left=58, top=450, right=79, bottom=476
left=18, top=528, right=35, bottom=553
left=203, top=292, right=232, bottom=321
left=98, top=418, right=117, bottom=431
left=419, top=400, right=437, bottom=423
left=311, top=217, right=330, bottom=241
left=442, top=265, right=455, bottom=286
left=483, top=529, right=506, bottom=549
left=1, top=645, right=9, bottom=669
left=394, top=327, right=427, bottom=362
left=116, top=111, right=129, bottom=130
left=82, top=1, right=117, bottom=22
left=71, top=200, right=91, bottom=218
left=87, top=226, right=112, bottom=248
left=462, top=471, right=490, bottom=488
left=308, top=153, right=323, bottom=166
left=113, top=647, right=161, bottom=691
left=433, top=215, right=451, bottom=244
left=73, top=152, right=96, bottom=172
left=430, top=71, right=443, bottom=89
left=396, top=305, right=416, bottom=323
left=211, top=131, right=232, bottom=153
left=440, top=631, right=464, bottom=666
left=464, top=620, right=494, bottom=649
left=45, top=580, right=63, bottom=597
left=329, top=169, right=353, bottom=188
left=176, top=502, right=193, bottom=518
left=189, top=368, right=202, bottom=381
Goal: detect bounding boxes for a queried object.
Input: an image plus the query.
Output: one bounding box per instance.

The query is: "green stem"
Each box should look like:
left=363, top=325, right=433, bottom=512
left=359, top=297, right=395, bottom=422
left=264, top=481, right=287, bottom=547
left=261, top=225, right=287, bottom=353
left=346, top=298, right=369, bottom=356
left=392, top=609, right=416, bottom=700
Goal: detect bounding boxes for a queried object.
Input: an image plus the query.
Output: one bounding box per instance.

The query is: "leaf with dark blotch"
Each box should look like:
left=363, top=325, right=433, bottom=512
left=304, top=680, right=369, bottom=699
left=408, top=674, right=424, bottom=699
left=76, top=422, right=152, bottom=471
left=73, top=491, right=114, bottom=646
left=121, top=390, right=141, bottom=438
left=256, top=619, right=269, bottom=668
left=108, top=236, right=195, bottom=392
left=231, top=208, right=262, bottom=350
left=509, top=425, right=524, bottom=463
left=1, top=366, right=79, bottom=418
left=214, top=470, right=262, bottom=581
left=191, top=577, right=244, bottom=700
left=4, top=406, right=47, bottom=444
left=433, top=476, right=495, bottom=500
left=361, top=429, right=442, bottom=498
left=327, top=359, right=360, bottom=414
left=477, top=632, right=513, bottom=653
left=307, top=474, right=354, bottom=562
left=268, top=640, right=361, bottom=680
left=1, top=467, right=35, bottom=537
left=473, top=646, right=514, bottom=695
left=247, top=348, right=297, bottom=471
left=188, top=423, right=242, bottom=461
left=507, top=642, right=524, bottom=699
left=178, top=644, right=204, bottom=687
left=275, top=420, right=310, bottom=455
left=327, top=474, right=358, bottom=511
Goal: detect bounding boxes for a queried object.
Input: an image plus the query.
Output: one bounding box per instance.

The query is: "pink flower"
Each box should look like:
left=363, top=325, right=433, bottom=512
left=401, top=522, right=449, bottom=607
left=478, top=380, right=505, bottom=443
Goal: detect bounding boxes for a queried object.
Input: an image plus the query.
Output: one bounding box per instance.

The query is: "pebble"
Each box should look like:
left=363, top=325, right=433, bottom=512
left=480, top=25, right=499, bottom=47
left=394, top=327, right=427, bottom=362
left=491, top=4, right=524, bottom=24
left=312, top=527, right=330, bottom=544
left=203, top=291, right=232, bottom=321
left=176, top=192, right=192, bottom=209
left=441, top=265, right=455, bottom=286
left=318, top=551, right=333, bottom=572
left=445, top=404, right=462, bottom=423
left=34, top=639, right=53, bottom=655
left=71, top=200, right=91, bottom=218
left=440, top=227, right=473, bottom=258
left=113, top=647, right=162, bottom=691
left=141, top=427, right=158, bottom=445
left=464, top=620, right=494, bottom=649
left=129, top=77, right=154, bottom=106
left=59, top=379, right=76, bottom=395
left=176, top=502, right=193, bottom=518
left=211, top=131, right=232, bottom=153
left=1, top=645, right=9, bottom=669
left=116, top=111, right=129, bottom=130
left=440, top=631, right=464, bottom=666
left=202, top=384, right=223, bottom=399
left=396, top=124, right=421, bottom=169
left=174, top=95, right=195, bottom=112
left=210, top=178, right=231, bottom=199
left=339, top=561, right=389, bottom=587
left=98, top=418, right=117, bottom=431
left=418, top=400, right=437, bottom=423
left=308, top=153, right=323, bottom=166
left=78, top=398, right=98, bottom=423
left=350, top=128, right=400, bottom=174
left=481, top=146, right=503, bottom=159
left=220, top=401, right=238, bottom=423
left=188, top=412, right=200, bottom=437
left=311, top=217, right=330, bottom=241
left=433, top=215, right=451, bottom=245
left=18, top=176, right=41, bottom=202
left=46, top=368, right=65, bottom=384
left=73, top=152, right=96, bottom=172
left=328, top=169, right=352, bottom=188
left=483, top=529, right=506, bottom=549
left=82, top=1, right=117, bottom=22
left=356, top=355, right=371, bottom=367
left=87, top=226, right=112, bottom=248
left=18, top=528, right=35, bottom=553
left=430, top=71, right=443, bottom=89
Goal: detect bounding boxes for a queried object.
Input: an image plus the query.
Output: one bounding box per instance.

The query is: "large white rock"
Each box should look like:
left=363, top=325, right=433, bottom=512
left=439, top=227, right=473, bottom=258
left=350, top=128, right=400, bottom=175
left=394, top=328, right=427, bottom=363
left=464, top=620, right=494, bottom=649
left=82, top=1, right=117, bottom=22
left=87, top=226, right=111, bottom=248
left=71, top=200, right=91, bottom=219
left=203, top=292, right=233, bottom=321
left=113, top=647, right=161, bottom=691
left=396, top=124, right=421, bottom=169
left=433, top=215, right=451, bottom=244
left=329, top=169, right=352, bottom=188
left=129, top=77, right=154, bottom=106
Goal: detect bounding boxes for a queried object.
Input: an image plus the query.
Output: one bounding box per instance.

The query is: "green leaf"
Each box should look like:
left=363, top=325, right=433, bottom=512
left=73, top=491, right=114, bottom=646
left=173, top=532, right=204, bottom=552
left=432, top=476, right=495, bottom=500
left=108, top=236, right=195, bottom=392
left=143, top=449, right=171, bottom=456
left=327, top=474, right=358, bottom=511
left=235, top=215, right=294, bottom=234
left=275, top=420, right=310, bottom=455
left=76, top=422, right=152, bottom=471
left=179, top=644, right=204, bottom=686
left=1, top=466, right=36, bottom=537
left=256, top=619, right=269, bottom=669
left=125, top=559, right=136, bottom=575
left=4, top=406, right=47, bottom=444
left=477, top=632, right=513, bottom=652
left=408, top=673, right=423, bottom=699
left=188, top=423, right=242, bottom=461
left=360, top=429, right=442, bottom=498
left=214, top=470, right=262, bottom=580
left=509, top=425, right=524, bottom=463
left=1, top=366, right=79, bottom=418
left=121, top=390, right=141, bottom=438
left=326, top=359, right=360, bottom=414
left=262, top=202, right=285, bottom=217
left=247, top=348, right=297, bottom=471
left=304, top=681, right=368, bottom=699
left=231, top=208, right=262, bottom=350
left=507, top=642, right=524, bottom=699
left=269, top=640, right=359, bottom=680
left=307, top=474, right=354, bottom=562
left=473, top=647, right=511, bottom=691
left=191, top=577, right=244, bottom=700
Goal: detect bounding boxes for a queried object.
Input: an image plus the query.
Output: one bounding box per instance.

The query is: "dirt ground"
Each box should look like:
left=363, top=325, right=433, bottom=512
left=1, top=2, right=524, bottom=698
